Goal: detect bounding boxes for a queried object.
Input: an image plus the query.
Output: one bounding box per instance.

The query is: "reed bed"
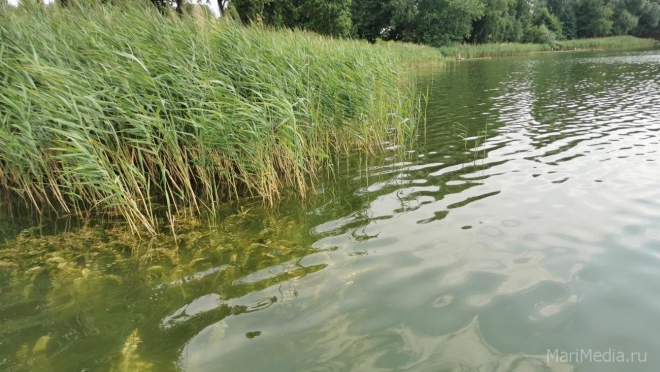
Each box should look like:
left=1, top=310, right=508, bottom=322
left=439, top=42, right=551, bottom=58
left=555, top=36, right=658, bottom=50
left=376, top=40, right=445, bottom=67
left=0, top=1, right=419, bottom=234
left=437, top=36, right=657, bottom=59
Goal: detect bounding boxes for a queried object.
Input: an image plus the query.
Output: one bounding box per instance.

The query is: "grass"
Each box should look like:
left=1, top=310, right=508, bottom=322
left=555, top=35, right=658, bottom=50
left=0, top=1, right=420, bottom=234
left=436, top=36, right=658, bottom=59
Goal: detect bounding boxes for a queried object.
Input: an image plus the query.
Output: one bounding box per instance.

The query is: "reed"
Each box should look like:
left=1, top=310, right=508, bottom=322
left=376, top=40, right=445, bottom=67
left=0, top=1, right=419, bottom=233
left=437, top=36, right=657, bottom=59
left=555, top=36, right=658, bottom=50
left=439, top=42, right=551, bottom=59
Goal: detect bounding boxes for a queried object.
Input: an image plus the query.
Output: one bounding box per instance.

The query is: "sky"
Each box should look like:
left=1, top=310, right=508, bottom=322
left=5, top=0, right=223, bottom=17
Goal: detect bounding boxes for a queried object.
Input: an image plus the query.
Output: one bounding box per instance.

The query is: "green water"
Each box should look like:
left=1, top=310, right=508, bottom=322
left=2, top=48, right=660, bottom=372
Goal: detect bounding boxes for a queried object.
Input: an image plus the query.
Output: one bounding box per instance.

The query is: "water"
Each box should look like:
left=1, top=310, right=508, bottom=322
left=2, top=49, right=660, bottom=372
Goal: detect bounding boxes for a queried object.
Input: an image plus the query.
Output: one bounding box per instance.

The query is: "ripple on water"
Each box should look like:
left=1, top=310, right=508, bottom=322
left=12, top=49, right=659, bottom=372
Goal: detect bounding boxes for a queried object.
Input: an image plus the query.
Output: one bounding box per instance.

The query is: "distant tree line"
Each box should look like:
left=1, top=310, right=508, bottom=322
left=51, top=0, right=660, bottom=45
left=225, top=0, right=659, bottom=44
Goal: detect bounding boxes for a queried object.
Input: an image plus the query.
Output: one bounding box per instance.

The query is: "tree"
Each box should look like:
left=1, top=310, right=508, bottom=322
left=534, top=6, right=564, bottom=38
left=230, top=0, right=298, bottom=28
left=525, top=23, right=558, bottom=43
left=577, top=0, right=614, bottom=37
left=487, top=0, right=535, bottom=42
left=300, top=0, right=352, bottom=37
left=634, top=0, right=660, bottom=34
left=415, top=0, right=486, bottom=46
left=389, top=0, right=418, bottom=41
left=544, top=0, right=584, bottom=39
left=33, top=0, right=660, bottom=47
left=262, top=0, right=300, bottom=28
left=352, top=0, right=392, bottom=42
left=612, top=8, right=639, bottom=34
left=472, top=0, right=517, bottom=43
left=231, top=0, right=271, bottom=23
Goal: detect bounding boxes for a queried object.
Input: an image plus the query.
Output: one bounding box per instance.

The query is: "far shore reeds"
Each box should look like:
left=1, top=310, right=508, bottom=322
left=435, top=36, right=658, bottom=59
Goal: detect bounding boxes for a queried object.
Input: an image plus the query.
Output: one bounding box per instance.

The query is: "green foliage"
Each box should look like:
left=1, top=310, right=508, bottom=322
left=578, top=0, right=614, bottom=37
left=545, top=0, right=578, bottom=39
left=612, top=8, right=639, bottom=35
left=39, top=0, right=660, bottom=50
left=260, top=0, right=300, bottom=28
left=228, top=0, right=300, bottom=27
left=472, top=0, right=518, bottom=43
left=231, top=0, right=271, bottom=23
left=389, top=0, right=418, bottom=41
left=352, top=0, right=391, bottom=42
left=525, top=24, right=558, bottom=45
left=559, top=8, right=579, bottom=39
left=0, top=1, right=419, bottom=233
left=635, top=0, right=660, bottom=34
left=230, top=0, right=352, bottom=37
left=301, top=0, right=352, bottom=37
left=415, top=0, right=486, bottom=46
left=53, top=0, right=660, bottom=48
left=534, top=7, right=564, bottom=38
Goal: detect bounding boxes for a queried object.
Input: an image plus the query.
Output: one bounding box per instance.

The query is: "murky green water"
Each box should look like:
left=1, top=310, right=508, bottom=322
left=3, top=49, right=660, bottom=372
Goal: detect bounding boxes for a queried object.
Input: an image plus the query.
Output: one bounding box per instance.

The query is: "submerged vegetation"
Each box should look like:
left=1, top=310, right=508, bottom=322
left=0, top=206, right=326, bottom=371
left=0, top=1, right=420, bottom=233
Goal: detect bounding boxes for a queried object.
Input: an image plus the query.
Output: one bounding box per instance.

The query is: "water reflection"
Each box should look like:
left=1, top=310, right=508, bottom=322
left=180, top=50, right=660, bottom=372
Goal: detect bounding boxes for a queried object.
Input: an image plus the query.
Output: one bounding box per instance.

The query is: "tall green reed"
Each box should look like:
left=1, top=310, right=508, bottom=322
left=0, top=1, right=420, bottom=234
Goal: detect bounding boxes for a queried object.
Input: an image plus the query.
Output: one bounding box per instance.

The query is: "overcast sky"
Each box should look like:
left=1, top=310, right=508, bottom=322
left=5, top=0, right=223, bottom=17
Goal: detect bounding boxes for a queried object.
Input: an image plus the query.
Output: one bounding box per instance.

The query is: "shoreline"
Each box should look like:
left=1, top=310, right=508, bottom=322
left=442, top=37, right=656, bottom=60
left=384, top=36, right=658, bottom=67
left=446, top=45, right=659, bottom=61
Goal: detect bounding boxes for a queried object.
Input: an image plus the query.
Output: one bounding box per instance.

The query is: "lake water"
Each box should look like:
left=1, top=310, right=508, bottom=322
left=2, top=48, right=660, bottom=372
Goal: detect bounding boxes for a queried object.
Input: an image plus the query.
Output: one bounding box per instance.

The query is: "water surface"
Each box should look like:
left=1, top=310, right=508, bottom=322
left=2, top=49, right=660, bottom=372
